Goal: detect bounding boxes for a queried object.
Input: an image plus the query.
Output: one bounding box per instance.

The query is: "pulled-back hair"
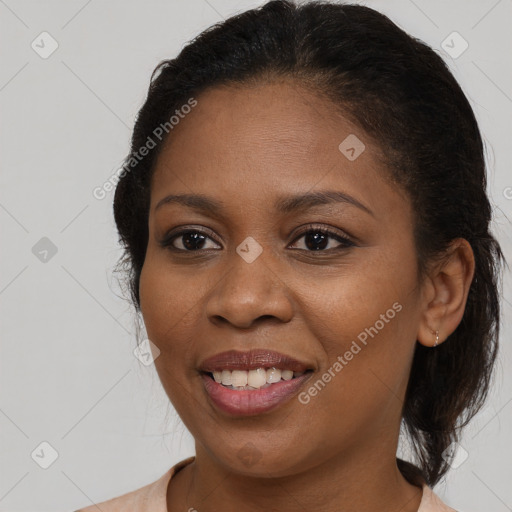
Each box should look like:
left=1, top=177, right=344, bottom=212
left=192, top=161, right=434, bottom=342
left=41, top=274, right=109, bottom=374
left=112, top=0, right=505, bottom=487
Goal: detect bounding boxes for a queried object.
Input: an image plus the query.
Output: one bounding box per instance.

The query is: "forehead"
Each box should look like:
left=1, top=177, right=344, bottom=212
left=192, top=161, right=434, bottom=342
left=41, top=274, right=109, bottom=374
left=156, top=80, right=358, bottom=170
left=150, top=80, right=407, bottom=219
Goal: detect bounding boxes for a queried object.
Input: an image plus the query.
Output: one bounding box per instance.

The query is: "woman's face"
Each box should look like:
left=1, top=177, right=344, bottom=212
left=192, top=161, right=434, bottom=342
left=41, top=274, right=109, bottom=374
left=139, top=80, right=425, bottom=477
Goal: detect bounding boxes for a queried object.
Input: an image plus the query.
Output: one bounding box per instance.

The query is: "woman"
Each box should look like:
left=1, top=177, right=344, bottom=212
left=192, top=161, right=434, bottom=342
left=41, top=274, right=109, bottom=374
left=76, top=0, right=505, bottom=510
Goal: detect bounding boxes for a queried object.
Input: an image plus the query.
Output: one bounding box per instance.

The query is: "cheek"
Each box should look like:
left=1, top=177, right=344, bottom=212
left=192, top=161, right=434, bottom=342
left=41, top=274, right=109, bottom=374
left=139, top=259, right=199, bottom=408
left=296, top=252, right=419, bottom=402
left=295, top=260, right=409, bottom=349
left=139, top=253, right=197, bottom=341
left=139, top=263, right=190, bottom=399
left=139, top=262, right=168, bottom=342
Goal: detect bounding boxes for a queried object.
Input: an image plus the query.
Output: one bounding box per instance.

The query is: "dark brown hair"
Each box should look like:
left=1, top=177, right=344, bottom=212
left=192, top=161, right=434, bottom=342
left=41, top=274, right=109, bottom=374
left=112, top=0, right=505, bottom=487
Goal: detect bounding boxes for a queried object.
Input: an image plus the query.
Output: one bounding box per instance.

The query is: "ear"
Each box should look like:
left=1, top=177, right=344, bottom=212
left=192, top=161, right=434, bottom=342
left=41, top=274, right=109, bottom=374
left=417, top=238, right=475, bottom=347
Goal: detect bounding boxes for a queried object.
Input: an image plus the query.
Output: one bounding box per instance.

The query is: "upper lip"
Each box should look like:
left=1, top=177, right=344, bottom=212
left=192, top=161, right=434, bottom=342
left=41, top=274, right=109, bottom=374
left=198, top=349, right=314, bottom=373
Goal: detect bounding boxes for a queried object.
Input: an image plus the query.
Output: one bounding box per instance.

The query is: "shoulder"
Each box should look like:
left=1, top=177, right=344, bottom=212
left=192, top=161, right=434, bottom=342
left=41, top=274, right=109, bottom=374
left=74, top=456, right=195, bottom=512
left=73, top=473, right=170, bottom=512
left=398, top=460, right=459, bottom=512
left=418, top=483, right=459, bottom=512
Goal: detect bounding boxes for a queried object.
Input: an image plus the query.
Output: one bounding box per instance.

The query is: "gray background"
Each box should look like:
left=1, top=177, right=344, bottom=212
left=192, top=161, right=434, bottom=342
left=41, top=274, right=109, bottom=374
left=0, top=0, right=511, bottom=511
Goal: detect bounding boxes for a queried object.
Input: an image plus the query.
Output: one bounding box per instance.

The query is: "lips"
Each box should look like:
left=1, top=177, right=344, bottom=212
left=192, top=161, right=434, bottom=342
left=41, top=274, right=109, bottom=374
left=198, top=349, right=315, bottom=416
left=198, top=348, right=313, bottom=373
left=202, top=372, right=312, bottom=415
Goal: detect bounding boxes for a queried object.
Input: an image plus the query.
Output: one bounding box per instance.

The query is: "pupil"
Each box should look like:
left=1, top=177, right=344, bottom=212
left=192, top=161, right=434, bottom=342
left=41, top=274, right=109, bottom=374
left=183, top=232, right=206, bottom=250
left=305, top=232, right=327, bottom=250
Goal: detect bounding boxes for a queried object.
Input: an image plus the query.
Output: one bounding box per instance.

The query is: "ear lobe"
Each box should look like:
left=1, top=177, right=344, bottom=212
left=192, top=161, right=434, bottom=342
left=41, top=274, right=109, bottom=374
left=416, top=238, right=475, bottom=347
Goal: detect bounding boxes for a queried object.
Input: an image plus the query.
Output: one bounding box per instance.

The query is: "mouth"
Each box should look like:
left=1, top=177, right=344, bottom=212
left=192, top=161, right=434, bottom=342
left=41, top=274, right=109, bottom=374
left=198, top=349, right=315, bottom=416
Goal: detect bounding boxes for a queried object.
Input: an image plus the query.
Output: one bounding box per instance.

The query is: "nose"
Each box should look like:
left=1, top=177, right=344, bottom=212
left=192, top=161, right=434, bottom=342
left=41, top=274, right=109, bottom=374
left=205, top=247, right=294, bottom=329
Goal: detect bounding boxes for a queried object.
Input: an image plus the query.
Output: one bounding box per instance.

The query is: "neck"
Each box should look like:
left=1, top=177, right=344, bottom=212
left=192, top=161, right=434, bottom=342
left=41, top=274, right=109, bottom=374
left=167, top=441, right=424, bottom=512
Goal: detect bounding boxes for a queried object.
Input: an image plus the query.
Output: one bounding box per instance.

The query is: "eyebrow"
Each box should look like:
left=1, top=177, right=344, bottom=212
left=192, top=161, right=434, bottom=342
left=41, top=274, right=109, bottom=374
left=154, top=190, right=374, bottom=217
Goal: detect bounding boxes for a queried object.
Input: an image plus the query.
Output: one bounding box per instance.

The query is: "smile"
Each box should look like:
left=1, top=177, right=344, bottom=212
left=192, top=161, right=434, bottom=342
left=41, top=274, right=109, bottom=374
left=199, top=349, right=314, bottom=415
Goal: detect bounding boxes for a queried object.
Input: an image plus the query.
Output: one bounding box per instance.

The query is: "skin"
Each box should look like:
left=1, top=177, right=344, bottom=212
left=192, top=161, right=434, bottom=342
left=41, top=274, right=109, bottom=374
left=138, top=79, right=475, bottom=512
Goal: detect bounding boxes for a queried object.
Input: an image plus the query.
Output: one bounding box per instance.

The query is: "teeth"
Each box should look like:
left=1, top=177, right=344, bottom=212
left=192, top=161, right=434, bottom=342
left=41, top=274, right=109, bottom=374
left=210, top=367, right=307, bottom=389
left=281, top=370, right=294, bottom=380
left=247, top=368, right=267, bottom=388
left=231, top=370, right=248, bottom=387
left=266, top=367, right=281, bottom=383
left=221, top=370, right=232, bottom=386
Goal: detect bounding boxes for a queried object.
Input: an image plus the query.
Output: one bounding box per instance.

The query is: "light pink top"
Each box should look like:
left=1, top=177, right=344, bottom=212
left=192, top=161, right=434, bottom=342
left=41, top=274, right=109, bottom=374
left=75, top=456, right=457, bottom=511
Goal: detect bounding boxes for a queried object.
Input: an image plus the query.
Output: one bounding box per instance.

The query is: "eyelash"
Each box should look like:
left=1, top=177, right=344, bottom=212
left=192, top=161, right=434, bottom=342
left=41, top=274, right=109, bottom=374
left=159, top=223, right=356, bottom=254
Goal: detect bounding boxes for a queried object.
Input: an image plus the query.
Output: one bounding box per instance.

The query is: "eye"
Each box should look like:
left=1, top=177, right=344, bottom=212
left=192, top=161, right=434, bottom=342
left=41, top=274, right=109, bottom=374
left=159, top=224, right=355, bottom=253
left=159, top=228, right=221, bottom=252
left=289, top=224, right=355, bottom=252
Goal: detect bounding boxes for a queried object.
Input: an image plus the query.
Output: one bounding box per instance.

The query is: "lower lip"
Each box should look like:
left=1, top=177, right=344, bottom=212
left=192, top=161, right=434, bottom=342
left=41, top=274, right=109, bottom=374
left=202, top=372, right=312, bottom=416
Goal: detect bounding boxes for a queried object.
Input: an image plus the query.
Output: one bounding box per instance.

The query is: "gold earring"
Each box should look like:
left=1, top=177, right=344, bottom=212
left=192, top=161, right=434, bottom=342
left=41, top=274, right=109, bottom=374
left=432, top=329, right=439, bottom=347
